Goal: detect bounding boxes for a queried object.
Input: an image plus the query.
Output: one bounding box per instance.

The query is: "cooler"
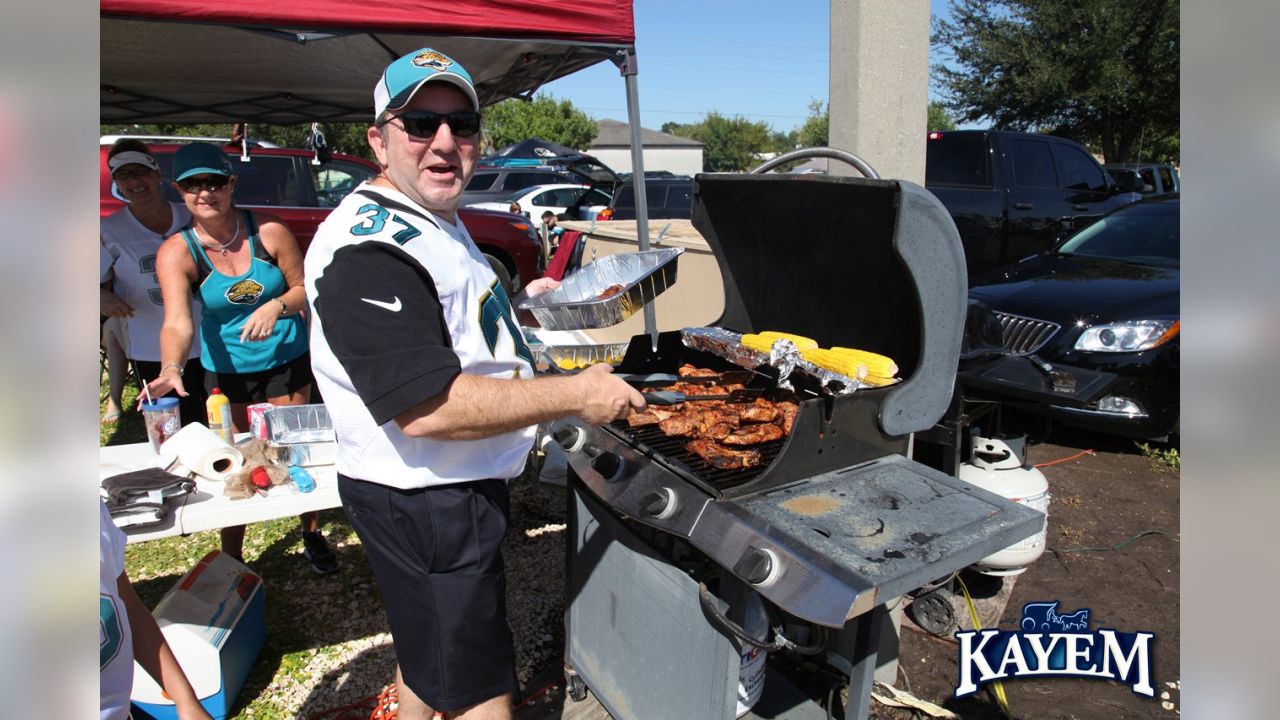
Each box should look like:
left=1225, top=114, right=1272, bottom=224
left=131, top=550, right=266, bottom=720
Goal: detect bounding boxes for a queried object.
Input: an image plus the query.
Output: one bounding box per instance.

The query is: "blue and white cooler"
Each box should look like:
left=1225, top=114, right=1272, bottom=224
left=131, top=550, right=266, bottom=720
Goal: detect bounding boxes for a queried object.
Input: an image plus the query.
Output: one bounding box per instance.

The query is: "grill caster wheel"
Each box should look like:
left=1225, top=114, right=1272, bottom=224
left=909, top=588, right=959, bottom=637
left=566, top=670, right=587, bottom=702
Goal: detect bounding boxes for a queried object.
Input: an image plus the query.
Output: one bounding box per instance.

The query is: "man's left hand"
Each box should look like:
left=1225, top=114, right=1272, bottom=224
left=521, top=277, right=561, bottom=298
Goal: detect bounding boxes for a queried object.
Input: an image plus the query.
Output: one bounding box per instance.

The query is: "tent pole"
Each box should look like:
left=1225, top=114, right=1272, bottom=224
left=618, top=47, right=657, bottom=346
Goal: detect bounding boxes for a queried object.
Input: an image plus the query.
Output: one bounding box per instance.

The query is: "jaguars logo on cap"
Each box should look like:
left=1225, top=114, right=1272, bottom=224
left=226, top=279, right=266, bottom=305
left=412, top=50, right=452, bottom=71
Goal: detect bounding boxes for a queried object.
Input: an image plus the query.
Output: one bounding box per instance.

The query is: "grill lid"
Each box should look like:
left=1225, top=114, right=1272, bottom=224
left=691, top=173, right=968, bottom=436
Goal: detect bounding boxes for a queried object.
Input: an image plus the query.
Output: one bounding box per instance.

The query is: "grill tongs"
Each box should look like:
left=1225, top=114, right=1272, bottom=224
left=618, top=369, right=763, bottom=405
left=641, top=387, right=764, bottom=405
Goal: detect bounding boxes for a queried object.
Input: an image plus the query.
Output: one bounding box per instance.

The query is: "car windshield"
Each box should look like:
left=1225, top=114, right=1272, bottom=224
left=1057, top=203, right=1179, bottom=267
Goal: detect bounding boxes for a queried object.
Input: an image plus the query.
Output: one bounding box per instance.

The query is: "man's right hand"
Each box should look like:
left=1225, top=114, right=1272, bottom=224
left=574, top=363, right=646, bottom=424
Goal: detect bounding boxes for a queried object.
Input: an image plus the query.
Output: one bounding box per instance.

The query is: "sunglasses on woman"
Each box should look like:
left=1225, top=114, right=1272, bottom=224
left=177, top=175, right=231, bottom=194
left=378, top=110, right=482, bottom=139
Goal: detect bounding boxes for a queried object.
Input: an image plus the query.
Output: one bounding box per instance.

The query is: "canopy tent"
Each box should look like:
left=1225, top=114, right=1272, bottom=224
left=101, top=0, right=661, bottom=336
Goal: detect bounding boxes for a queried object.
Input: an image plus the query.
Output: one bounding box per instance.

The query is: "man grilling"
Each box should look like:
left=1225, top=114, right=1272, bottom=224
left=303, top=48, right=645, bottom=720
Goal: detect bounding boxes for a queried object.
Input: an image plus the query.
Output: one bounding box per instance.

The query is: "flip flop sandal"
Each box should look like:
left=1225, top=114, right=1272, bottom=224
left=101, top=410, right=123, bottom=425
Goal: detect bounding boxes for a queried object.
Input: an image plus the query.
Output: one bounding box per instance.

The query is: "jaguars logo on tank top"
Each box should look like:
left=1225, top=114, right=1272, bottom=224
left=226, top=278, right=266, bottom=304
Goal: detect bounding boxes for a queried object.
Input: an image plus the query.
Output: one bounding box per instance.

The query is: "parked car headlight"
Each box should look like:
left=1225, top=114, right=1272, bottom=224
left=1074, top=319, right=1179, bottom=352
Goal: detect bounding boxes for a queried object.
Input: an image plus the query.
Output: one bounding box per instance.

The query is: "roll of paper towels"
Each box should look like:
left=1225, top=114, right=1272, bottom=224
left=160, top=423, right=244, bottom=482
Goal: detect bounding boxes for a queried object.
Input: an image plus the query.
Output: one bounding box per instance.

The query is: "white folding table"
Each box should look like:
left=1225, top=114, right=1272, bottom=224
left=99, top=437, right=341, bottom=544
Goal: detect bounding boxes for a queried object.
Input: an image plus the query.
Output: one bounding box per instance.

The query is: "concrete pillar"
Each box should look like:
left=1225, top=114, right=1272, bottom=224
left=828, top=0, right=931, bottom=184
left=828, top=0, right=930, bottom=686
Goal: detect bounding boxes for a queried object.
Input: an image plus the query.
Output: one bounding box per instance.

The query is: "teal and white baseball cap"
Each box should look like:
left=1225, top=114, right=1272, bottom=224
left=374, top=48, right=479, bottom=119
left=172, top=142, right=233, bottom=181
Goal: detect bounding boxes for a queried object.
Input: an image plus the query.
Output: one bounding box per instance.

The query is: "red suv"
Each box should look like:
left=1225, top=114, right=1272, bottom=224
left=99, top=140, right=546, bottom=293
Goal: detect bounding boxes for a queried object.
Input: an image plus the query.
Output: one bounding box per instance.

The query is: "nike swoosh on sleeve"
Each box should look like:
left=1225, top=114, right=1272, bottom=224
left=360, top=296, right=402, bottom=312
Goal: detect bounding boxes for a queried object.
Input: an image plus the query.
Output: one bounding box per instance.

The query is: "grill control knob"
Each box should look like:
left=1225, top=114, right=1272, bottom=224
left=639, top=488, right=676, bottom=519
left=734, top=546, right=779, bottom=586
left=551, top=425, right=586, bottom=453
left=591, top=451, right=625, bottom=483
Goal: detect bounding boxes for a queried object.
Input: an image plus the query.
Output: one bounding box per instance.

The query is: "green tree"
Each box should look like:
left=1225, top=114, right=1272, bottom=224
left=685, top=113, right=775, bottom=171
left=933, top=0, right=1179, bottom=162
left=482, top=94, right=597, bottom=152
left=927, top=101, right=957, bottom=131
left=660, top=121, right=697, bottom=137
left=795, top=99, right=829, bottom=148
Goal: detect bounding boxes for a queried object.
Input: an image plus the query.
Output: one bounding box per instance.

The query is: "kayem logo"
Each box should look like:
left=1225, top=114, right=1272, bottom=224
left=955, top=601, right=1155, bottom=698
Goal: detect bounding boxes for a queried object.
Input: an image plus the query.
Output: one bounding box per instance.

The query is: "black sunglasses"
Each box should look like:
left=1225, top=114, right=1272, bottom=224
left=177, top=175, right=231, bottom=194
left=379, top=110, right=482, bottom=139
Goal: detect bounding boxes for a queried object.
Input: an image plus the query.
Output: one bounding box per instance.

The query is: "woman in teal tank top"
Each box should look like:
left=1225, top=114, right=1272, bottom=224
left=144, top=142, right=337, bottom=575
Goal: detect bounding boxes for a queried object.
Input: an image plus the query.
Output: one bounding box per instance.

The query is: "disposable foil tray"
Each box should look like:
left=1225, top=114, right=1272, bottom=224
left=264, top=404, right=336, bottom=467
left=541, top=343, right=631, bottom=371
left=519, top=247, right=683, bottom=330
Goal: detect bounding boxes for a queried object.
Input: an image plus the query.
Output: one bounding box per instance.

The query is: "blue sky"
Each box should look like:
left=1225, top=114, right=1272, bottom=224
left=541, top=0, right=959, bottom=135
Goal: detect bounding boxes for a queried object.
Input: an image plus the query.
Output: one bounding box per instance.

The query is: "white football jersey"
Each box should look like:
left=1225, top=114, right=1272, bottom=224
left=305, top=182, right=535, bottom=489
left=100, top=201, right=201, bottom=361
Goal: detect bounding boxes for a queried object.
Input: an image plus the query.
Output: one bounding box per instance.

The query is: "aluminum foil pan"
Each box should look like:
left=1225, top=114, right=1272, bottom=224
left=541, top=343, right=631, bottom=371
left=265, top=404, right=337, bottom=466
left=519, top=247, right=683, bottom=330
left=680, top=327, right=869, bottom=395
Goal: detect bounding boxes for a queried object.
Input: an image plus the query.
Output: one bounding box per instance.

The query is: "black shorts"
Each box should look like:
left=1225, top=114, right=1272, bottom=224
left=337, top=474, right=516, bottom=710
left=203, top=352, right=314, bottom=404
left=134, top=357, right=207, bottom=426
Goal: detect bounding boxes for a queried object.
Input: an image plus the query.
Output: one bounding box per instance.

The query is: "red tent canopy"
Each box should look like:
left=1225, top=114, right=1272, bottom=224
left=101, top=0, right=635, bottom=123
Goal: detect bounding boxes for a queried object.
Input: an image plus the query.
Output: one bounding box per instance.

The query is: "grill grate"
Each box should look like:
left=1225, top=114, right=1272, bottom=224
left=994, top=312, right=1060, bottom=355
left=608, top=421, right=786, bottom=496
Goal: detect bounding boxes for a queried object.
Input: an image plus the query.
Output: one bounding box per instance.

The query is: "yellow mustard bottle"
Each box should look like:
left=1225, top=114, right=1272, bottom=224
left=206, top=387, right=234, bottom=444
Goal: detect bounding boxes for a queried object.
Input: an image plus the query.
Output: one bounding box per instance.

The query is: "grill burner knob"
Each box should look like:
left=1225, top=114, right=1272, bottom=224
left=552, top=425, right=586, bottom=453
left=734, top=546, right=779, bottom=586
left=639, top=488, right=676, bottom=518
left=591, top=451, right=625, bottom=483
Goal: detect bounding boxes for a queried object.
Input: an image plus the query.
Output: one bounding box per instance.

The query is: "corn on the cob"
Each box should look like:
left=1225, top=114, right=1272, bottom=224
left=799, top=348, right=869, bottom=379
left=830, top=347, right=898, bottom=379
left=741, top=331, right=819, bottom=353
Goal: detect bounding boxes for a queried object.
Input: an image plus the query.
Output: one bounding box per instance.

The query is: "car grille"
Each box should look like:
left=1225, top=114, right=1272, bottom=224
left=993, top=312, right=1059, bottom=355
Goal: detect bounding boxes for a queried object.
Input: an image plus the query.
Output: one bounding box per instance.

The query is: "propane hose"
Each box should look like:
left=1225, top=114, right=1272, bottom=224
left=696, top=581, right=826, bottom=655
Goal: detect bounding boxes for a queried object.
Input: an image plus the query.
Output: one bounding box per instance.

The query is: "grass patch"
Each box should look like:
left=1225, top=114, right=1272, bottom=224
left=1136, top=441, right=1180, bottom=470
left=103, top=367, right=385, bottom=718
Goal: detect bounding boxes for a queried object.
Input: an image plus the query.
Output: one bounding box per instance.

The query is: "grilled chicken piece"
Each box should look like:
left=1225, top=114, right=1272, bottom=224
left=705, top=422, right=734, bottom=441
left=659, top=408, right=740, bottom=437
left=687, top=438, right=762, bottom=469
left=658, top=413, right=700, bottom=437
left=627, top=407, right=677, bottom=427
left=775, top=401, right=799, bottom=434
left=721, top=423, right=785, bottom=446
left=738, top=398, right=779, bottom=423
left=663, top=381, right=731, bottom=396
left=678, top=364, right=719, bottom=378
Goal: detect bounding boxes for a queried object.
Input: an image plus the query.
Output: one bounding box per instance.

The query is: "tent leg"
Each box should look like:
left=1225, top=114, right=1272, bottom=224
left=620, top=49, right=657, bottom=346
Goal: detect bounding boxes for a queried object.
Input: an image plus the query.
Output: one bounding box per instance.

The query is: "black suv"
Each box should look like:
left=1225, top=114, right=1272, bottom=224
left=602, top=176, right=694, bottom=221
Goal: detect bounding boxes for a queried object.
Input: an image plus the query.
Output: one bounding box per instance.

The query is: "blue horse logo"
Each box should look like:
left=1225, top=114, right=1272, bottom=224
left=1020, top=601, right=1091, bottom=633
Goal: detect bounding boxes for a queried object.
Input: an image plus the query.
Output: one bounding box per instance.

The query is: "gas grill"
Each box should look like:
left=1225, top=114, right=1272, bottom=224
left=553, top=163, right=1046, bottom=720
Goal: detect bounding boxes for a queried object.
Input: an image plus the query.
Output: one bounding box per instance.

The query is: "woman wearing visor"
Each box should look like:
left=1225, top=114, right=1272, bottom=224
left=145, top=142, right=337, bottom=575
left=100, top=139, right=204, bottom=425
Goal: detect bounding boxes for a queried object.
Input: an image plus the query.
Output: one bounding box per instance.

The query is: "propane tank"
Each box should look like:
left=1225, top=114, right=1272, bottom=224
left=735, top=591, right=768, bottom=718
left=958, top=434, right=1050, bottom=576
